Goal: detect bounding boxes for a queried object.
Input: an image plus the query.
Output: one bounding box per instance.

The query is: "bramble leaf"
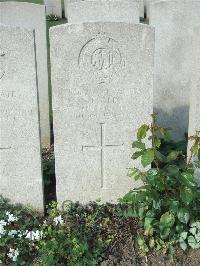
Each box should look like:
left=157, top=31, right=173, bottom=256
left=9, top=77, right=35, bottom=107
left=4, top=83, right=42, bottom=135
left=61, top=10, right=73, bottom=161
left=137, top=125, right=149, bottom=141
left=141, top=149, right=154, bottom=167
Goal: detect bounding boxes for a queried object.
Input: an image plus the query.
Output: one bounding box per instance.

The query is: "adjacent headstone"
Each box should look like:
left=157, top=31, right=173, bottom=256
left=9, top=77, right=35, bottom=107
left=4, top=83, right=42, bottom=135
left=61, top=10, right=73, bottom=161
left=139, top=0, right=145, bottom=18
left=0, top=2, right=50, bottom=147
left=188, top=26, right=200, bottom=185
left=144, top=0, right=167, bottom=19
left=44, top=0, right=62, bottom=18
left=50, top=22, right=154, bottom=203
left=150, top=0, right=200, bottom=140
left=0, top=24, right=44, bottom=211
left=66, top=0, right=140, bottom=23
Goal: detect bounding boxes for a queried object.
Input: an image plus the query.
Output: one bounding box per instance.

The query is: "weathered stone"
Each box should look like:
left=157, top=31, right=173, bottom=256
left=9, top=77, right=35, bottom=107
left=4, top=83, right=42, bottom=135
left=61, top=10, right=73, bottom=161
left=149, top=0, right=200, bottom=140
left=144, top=0, right=167, bottom=19
left=0, top=24, right=43, bottom=211
left=44, top=0, right=62, bottom=18
left=139, top=0, right=145, bottom=18
left=188, top=26, right=200, bottom=185
left=0, top=1, right=50, bottom=147
left=50, top=22, right=154, bottom=204
left=66, top=0, right=140, bottom=23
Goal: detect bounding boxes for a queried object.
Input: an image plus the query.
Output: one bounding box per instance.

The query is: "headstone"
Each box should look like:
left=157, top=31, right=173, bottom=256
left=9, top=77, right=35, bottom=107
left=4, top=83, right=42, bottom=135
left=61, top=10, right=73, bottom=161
left=66, top=0, right=140, bottom=23
left=188, top=26, right=200, bottom=185
left=44, top=0, right=62, bottom=18
left=0, top=2, right=50, bottom=147
left=144, top=0, right=167, bottom=19
left=139, top=0, right=145, bottom=18
left=149, top=0, right=200, bottom=140
left=50, top=22, right=154, bottom=203
left=0, top=24, right=44, bottom=211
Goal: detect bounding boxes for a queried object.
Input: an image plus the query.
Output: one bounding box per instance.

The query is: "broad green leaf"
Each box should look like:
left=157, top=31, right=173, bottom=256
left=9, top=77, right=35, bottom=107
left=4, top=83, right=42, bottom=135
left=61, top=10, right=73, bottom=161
left=177, top=208, right=190, bottom=224
left=141, top=149, right=154, bottom=167
left=155, top=150, right=167, bottom=162
left=131, top=151, right=143, bottom=160
left=155, top=138, right=161, bottom=148
left=189, top=227, right=197, bottom=236
left=180, top=187, right=193, bottom=205
left=188, top=235, right=199, bottom=249
left=160, top=227, right=171, bottom=239
left=132, top=141, right=146, bottom=150
left=180, top=231, right=188, bottom=240
left=165, top=165, right=180, bottom=176
left=160, top=212, right=175, bottom=228
left=144, top=217, right=154, bottom=230
left=149, top=238, right=155, bottom=248
left=169, top=200, right=179, bottom=213
left=127, top=168, right=142, bottom=181
left=167, top=151, right=179, bottom=161
left=179, top=240, right=187, bottom=251
left=138, top=207, right=145, bottom=220
left=137, top=124, right=149, bottom=141
left=180, top=172, right=196, bottom=187
left=191, top=221, right=200, bottom=229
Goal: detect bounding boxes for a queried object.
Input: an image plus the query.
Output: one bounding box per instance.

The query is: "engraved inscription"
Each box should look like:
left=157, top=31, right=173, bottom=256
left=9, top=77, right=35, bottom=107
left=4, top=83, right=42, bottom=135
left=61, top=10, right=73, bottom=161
left=0, top=90, right=15, bottom=98
left=0, top=51, right=6, bottom=80
left=78, top=33, right=125, bottom=84
left=82, top=123, right=124, bottom=188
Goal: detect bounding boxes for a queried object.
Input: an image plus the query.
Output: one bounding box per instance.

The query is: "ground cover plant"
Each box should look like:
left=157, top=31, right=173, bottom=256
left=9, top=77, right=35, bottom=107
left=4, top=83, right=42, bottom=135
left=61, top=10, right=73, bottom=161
left=0, top=116, right=199, bottom=265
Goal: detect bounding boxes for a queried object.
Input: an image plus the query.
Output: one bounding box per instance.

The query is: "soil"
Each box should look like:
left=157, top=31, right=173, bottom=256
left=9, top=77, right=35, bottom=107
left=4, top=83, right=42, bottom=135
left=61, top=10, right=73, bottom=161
left=101, top=220, right=200, bottom=266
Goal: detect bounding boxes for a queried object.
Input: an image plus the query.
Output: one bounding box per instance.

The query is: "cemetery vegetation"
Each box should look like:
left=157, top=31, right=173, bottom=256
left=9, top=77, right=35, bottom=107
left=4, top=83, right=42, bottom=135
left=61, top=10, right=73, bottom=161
left=121, top=114, right=200, bottom=257
left=0, top=115, right=199, bottom=264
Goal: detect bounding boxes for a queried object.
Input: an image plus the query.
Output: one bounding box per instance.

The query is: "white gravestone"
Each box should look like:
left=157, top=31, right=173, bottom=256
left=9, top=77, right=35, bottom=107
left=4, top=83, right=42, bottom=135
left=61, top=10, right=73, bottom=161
left=44, top=0, right=62, bottom=18
left=0, top=24, right=44, bottom=211
left=66, top=0, right=140, bottom=23
left=188, top=26, right=200, bottom=185
left=150, top=0, right=200, bottom=140
left=50, top=22, right=154, bottom=203
left=139, top=0, right=145, bottom=18
left=145, top=0, right=170, bottom=19
left=0, top=2, right=50, bottom=147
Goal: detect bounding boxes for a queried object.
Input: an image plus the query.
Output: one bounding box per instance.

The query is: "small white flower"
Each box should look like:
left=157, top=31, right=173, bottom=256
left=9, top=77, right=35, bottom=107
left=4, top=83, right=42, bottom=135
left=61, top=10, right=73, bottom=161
left=33, top=230, right=43, bottom=240
left=0, top=225, right=5, bottom=237
left=25, top=230, right=43, bottom=241
left=25, top=231, right=34, bottom=241
left=54, top=215, right=64, bottom=226
left=6, top=212, right=18, bottom=223
left=0, top=220, right=7, bottom=226
left=7, top=248, right=19, bottom=262
left=8, top=230, right=18, bottom=237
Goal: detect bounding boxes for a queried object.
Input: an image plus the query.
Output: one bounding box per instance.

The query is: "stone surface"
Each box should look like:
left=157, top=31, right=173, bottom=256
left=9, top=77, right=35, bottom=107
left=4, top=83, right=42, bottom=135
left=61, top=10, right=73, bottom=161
left=50, top=22, right=154, bottom=204
left=188, top=26, right=200, bottom=185
left=144, top=0, right=167, bottom=19
left=67, top=0, right=140, bottom=23
left=0, top=24, right=44, bottom=211
left=149, top=0, right=200, bottom=140
left=0, top=1, right=50, bottom=147
left=139, top=0, right=144, bottom=18
left=44, top=0, right=62, bottom=17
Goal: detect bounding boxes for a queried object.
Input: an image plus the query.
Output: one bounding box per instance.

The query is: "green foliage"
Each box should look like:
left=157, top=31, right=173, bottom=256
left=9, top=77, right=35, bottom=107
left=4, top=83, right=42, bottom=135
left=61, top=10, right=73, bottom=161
left=37, top=202, right=113, bottom=265
left=121, top=114, right=200, bottom=255
left=0, top=198, right=115, bottom=265
left=178, top=221, right=200, bottom=251
left=0, top=197, right=42, bottom=265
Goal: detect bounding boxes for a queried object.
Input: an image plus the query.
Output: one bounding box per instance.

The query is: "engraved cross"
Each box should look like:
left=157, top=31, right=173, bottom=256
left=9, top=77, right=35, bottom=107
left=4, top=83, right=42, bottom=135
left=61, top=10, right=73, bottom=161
left=82, top=123, right=124, bottom=188
left=0, top=147, right=11, bottom=151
